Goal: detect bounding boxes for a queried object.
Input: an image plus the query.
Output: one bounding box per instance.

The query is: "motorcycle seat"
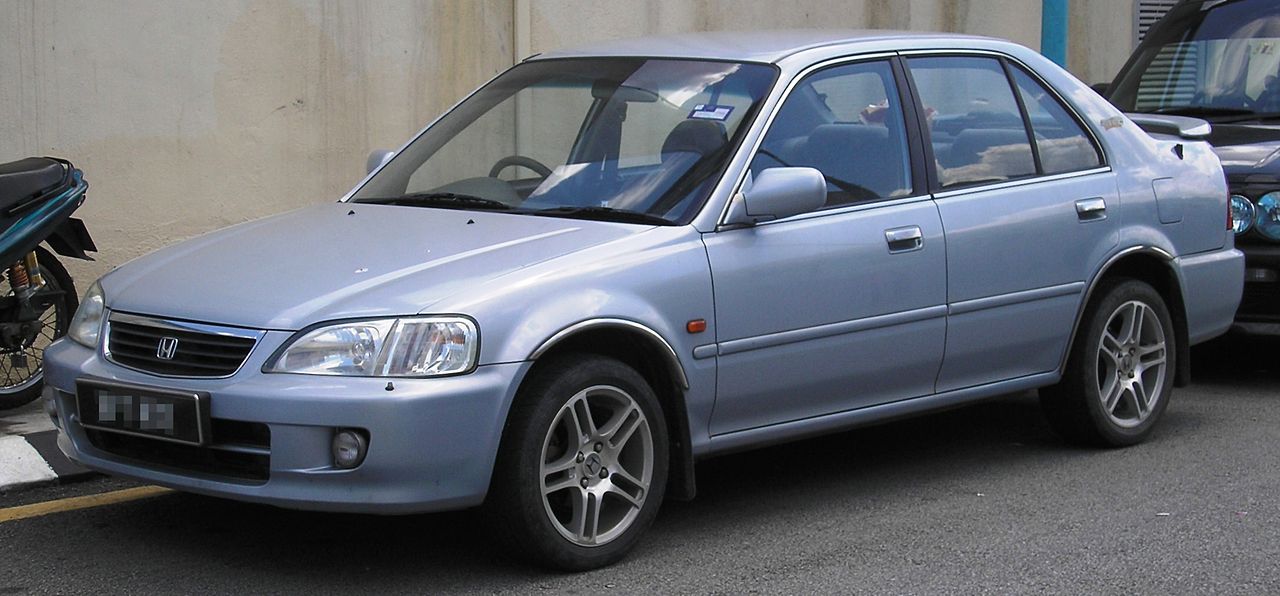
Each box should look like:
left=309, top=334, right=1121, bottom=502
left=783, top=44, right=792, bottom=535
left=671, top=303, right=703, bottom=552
left=0, top=158, right=68, bottom=211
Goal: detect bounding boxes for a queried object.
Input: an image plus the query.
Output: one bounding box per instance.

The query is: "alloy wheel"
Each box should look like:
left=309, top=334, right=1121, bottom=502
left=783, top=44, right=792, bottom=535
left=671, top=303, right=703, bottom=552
left=1095, top=300, right=1167, bottom=429
left=539, top=384, right=654, bottom=547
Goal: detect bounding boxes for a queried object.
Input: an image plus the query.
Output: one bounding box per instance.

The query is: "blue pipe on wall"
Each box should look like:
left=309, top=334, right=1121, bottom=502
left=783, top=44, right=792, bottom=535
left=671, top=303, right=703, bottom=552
left=1041, top=0, right=1068, bottom=67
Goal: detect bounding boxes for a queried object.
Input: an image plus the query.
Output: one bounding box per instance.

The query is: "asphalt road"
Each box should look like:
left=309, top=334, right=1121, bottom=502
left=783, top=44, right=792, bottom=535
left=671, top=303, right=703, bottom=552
left=2, top=337, right=1277, bottom=594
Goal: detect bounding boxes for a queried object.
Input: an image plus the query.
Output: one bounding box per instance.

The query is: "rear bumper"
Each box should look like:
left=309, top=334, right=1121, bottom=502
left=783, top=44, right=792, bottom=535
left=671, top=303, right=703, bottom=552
left=1178, top=247, right=1245, bottom=344
left=44, top=337, right=530, bottom=514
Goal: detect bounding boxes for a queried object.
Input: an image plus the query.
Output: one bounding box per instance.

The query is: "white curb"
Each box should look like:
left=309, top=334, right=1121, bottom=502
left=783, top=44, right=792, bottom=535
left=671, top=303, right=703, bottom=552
left=0, top=434, right=58, bottom=490
left=1, top=400, right=92, bottom=492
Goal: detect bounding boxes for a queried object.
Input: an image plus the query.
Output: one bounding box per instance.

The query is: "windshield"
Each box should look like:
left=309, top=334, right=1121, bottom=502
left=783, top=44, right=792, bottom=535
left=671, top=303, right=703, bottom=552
left=1109, top=0, right=1280, bottom=119
left=352, top=58, right=776, bottom=224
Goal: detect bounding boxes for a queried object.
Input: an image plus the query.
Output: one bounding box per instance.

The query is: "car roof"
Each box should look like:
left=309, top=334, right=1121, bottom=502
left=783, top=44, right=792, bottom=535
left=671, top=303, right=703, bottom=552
left=529, top=29, right=1003, bottom=64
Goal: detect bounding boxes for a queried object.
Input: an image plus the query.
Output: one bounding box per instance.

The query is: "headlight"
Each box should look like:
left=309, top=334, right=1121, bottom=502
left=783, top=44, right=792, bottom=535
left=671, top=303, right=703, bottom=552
left=1230, top=195, right=1255, bottom=235
left=1256, top=192, right=1280, bottom=241
left=68, top=281, right=105, bottom=348
left=267, top=316, right=478, bottom=377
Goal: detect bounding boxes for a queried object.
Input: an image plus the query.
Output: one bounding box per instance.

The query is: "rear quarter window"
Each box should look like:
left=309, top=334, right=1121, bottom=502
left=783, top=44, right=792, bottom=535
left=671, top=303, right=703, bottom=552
left=1009, top=66, right=1104, bottom=174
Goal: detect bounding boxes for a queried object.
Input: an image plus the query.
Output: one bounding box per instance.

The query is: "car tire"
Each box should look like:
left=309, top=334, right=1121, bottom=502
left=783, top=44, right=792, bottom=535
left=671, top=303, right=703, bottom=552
left=486, top=354, right=669, bottom=571
left=1040, top=278, right=1176, bottom=447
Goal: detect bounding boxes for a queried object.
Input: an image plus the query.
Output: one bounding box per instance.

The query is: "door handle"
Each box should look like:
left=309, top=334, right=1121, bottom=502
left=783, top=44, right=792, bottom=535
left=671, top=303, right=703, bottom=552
left=884, top=226, right=923, bottom=253
left=1075, top=198, right=1107, bottom=221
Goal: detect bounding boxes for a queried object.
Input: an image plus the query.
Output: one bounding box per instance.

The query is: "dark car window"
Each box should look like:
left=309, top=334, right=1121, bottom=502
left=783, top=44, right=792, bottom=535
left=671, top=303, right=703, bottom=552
left=1010, top=66, right=1103, bottom=174
left=908, top=56, right=1037, bottom=189
left=1109, top=0, right=1280, bottom=116
left=749, top=59, right=913, bottom=207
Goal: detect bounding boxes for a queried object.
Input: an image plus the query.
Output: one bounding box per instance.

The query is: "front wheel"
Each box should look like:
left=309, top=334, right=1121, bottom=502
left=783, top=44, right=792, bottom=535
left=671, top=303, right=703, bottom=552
left=1041, top=278, right=1175, bottom=446
left=0, top=247, right=77, bottom=410
left=487, top=354, right=669, bottom=571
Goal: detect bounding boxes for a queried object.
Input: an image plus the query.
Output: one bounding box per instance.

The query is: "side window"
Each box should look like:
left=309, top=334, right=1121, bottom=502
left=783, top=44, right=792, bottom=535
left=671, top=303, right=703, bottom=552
left=1010, top=66, right=1104, bottom=174
left=908, top=56, right=1036, bottom=188
left=749, top=60, right=912, bottom=207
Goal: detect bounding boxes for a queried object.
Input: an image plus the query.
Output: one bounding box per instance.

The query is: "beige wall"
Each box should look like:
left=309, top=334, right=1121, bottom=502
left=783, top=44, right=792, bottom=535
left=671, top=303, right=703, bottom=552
left=519, top=0, right=1044, bottom=58
left=0, top=0, right=514, bottom=285
left=1069, top=0, right=1138, bottom=86
left=0, top=0, right=1133, bottom=289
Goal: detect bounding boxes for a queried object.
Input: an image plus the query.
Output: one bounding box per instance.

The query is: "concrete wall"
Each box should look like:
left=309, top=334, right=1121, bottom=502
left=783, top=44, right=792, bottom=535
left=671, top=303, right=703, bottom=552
left=518, top=0, right=1044, bottom=58
left=1069, top=0, right=1138, bottom=86
left=0, top=0, right=1134, bottom=289
left=1, top=0, right=514, bottom=285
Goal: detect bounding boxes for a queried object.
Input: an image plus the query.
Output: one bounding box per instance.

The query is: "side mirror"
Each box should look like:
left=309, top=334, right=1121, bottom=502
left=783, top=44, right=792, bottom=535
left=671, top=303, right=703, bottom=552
left=724, top=167, right=827, bottom=226
left=1090, top=82, right=1111, bottom=97
left=366, top=149, right=396, bottom=174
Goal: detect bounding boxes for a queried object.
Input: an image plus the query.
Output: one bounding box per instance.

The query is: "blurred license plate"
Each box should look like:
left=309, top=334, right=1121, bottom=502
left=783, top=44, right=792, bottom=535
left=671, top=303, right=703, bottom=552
left=75, top=381, right=210, bottom=445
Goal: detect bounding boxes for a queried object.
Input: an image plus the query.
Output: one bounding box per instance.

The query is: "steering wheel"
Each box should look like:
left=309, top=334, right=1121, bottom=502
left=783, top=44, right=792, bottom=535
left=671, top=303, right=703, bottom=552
left=488, top=155, right=553, bottom=180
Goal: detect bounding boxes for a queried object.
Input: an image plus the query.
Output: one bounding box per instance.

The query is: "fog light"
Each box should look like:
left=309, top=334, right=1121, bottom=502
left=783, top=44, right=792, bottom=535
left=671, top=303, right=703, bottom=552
left=332, top=429, right=368, bottom=469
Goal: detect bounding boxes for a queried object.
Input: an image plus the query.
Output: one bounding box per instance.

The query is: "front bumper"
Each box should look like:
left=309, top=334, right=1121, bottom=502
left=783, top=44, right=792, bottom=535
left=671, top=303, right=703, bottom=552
left=1234, top=243, right=1280, bottom=333
left=43, top=335, right=530, bottom=514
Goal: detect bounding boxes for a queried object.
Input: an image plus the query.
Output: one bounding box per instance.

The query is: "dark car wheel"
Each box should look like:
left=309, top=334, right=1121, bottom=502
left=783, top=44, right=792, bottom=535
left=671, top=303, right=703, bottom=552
left=0, top=247, right=77, bottom=410
left=1041, top=278, right=1175, bottom=447
left=487, top=354, right=669, bottom=571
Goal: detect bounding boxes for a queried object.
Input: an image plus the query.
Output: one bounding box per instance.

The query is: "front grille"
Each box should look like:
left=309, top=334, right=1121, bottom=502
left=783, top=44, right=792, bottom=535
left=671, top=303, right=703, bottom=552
left=1238, top=281, right=1280, bottom=321
left=107, top=315, right=257, bottom=377
left=84, top=418, right=271, bottom=483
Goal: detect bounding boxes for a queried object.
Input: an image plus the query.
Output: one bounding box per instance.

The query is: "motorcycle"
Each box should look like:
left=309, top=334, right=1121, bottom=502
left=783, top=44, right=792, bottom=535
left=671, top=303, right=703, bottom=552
left=0, top=157, right=96, bottom=410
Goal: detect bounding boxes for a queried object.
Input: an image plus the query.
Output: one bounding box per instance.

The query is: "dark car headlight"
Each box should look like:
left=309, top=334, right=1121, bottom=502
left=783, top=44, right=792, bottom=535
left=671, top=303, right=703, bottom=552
left=1231, top=194, right=1256, bottom=235
left=1255, top=191, right=1280, bottom=241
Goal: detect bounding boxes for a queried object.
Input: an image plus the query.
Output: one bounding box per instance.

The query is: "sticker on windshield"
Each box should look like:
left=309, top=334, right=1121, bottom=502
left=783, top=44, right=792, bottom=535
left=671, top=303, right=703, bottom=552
left=688, top=104, right=734, bottom=121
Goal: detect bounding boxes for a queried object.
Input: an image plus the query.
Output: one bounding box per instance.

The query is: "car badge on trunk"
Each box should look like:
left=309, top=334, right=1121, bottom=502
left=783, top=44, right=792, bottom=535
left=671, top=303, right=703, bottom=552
left=156, top=337, right=179, bottom=360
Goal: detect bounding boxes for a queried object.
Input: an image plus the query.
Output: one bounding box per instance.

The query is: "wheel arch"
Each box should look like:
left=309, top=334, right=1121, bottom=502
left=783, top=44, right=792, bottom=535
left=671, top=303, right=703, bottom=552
left=524, top=319, right=697, bottom=501
left=1063, top=246, right=1191, bottom=387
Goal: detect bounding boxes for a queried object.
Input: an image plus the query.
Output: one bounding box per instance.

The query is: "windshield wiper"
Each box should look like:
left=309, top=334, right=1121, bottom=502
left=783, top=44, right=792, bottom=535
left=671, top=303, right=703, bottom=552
left=359, top=192, right=513, bottom=211
left=531, top=206, right=673, bottom=226
left=1148, top=106, right=1256, bottom=118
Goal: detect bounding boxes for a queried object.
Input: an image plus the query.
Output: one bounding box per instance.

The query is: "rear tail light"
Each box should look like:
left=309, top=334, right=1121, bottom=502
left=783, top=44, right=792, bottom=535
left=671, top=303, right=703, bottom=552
left=1228, top=192, right=1233, bottom=231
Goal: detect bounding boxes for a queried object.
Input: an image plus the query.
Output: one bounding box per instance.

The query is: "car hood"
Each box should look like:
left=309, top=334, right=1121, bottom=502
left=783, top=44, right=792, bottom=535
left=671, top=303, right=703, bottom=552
left=101, top=203, right=648, bottom=330
left=1207, top=123, right=1280, bottom=177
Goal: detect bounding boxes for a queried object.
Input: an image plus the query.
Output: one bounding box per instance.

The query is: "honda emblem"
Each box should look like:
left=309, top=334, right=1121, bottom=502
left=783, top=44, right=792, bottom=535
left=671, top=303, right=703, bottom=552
left=156, top=336, right=179, bottom=360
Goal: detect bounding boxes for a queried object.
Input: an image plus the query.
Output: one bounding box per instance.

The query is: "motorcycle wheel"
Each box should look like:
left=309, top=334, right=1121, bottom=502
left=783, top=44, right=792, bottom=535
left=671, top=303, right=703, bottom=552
left=0, top=247, right=77, bottom=410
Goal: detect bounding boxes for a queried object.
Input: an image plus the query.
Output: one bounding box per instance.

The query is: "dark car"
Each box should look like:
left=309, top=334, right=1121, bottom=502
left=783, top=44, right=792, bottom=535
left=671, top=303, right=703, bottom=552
left=1106, top=0, right=1280, bottom=333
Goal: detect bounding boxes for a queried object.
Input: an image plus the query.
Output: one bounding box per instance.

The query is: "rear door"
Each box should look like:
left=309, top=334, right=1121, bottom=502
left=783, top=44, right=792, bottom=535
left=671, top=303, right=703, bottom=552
left=905, top=54, right=1117, bottom=392
left=704, top=57, right=948, bottom=435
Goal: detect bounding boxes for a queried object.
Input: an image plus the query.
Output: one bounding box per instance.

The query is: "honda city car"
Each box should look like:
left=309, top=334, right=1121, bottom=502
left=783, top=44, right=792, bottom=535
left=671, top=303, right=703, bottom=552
left=45, top=31, right=1243, bottom=570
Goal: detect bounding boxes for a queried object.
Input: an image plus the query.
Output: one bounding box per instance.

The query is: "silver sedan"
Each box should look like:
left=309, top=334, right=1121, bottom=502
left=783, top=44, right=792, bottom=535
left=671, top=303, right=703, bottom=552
left=46, top=30, right=1243, bottom=570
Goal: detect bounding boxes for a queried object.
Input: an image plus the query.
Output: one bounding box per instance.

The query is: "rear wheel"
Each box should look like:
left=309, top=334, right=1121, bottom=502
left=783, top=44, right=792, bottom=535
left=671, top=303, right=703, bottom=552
left=1041, top=278, right=1175, bottom=446
left=487, top=354, right=668, bottom=571
left=0, top=247, right=77, bottom=410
